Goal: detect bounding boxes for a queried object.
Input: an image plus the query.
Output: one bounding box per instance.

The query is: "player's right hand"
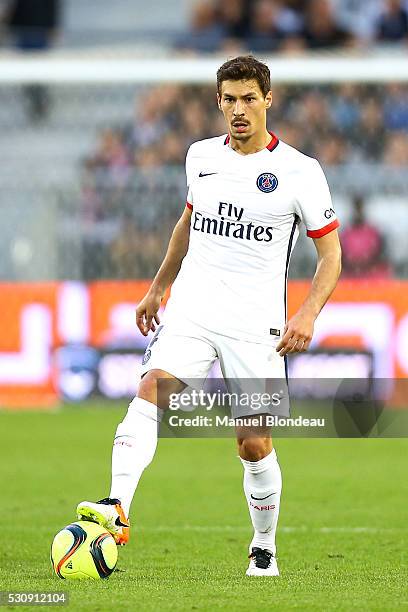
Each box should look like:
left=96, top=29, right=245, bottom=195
left=135, top=291, right=162, bottom=336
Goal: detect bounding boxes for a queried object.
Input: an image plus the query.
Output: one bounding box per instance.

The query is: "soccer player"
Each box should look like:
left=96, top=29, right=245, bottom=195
left=77, top=56, right=341, bottom=576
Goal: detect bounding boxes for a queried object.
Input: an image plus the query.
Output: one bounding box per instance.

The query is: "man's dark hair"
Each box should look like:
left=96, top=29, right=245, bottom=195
left=217, top=56, right=271, bottom=98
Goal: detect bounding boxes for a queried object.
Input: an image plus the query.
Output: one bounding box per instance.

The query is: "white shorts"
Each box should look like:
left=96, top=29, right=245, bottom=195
left=140, top=320, right=290, bottom=417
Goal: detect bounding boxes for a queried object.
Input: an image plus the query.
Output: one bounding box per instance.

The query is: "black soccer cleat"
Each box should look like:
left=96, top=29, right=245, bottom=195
left=246, top=547, right=279, bottom=576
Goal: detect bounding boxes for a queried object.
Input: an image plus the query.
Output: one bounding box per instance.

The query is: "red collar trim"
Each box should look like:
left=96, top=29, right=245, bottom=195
left=224, top=131, right=279, bottom=152
left=267, top=132, right=279, bottom=152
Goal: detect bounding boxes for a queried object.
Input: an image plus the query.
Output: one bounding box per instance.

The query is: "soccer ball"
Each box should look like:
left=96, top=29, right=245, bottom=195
left=51, top=520, right=118, bottom=580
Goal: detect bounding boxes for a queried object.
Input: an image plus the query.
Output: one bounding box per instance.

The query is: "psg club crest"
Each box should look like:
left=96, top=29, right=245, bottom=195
left=257, top=173, right=278, bottom=193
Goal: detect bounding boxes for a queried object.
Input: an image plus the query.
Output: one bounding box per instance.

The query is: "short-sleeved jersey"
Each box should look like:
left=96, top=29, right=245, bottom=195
left=163, top=133, right=339, bottom=344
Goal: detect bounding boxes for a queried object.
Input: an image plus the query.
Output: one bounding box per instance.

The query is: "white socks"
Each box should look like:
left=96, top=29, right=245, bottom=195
left=109, top=396, right=282, bottom=557
left=109, top=397, right=163, bottom=516
left=240, top=449, right=282, bottom=555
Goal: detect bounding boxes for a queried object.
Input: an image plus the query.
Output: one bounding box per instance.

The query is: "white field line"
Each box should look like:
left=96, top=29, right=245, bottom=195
left=140, top=525, right=406, bottom=534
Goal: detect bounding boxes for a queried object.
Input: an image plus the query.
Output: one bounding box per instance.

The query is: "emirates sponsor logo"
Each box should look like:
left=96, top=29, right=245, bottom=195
left=192, top=202, right=273, bottom=242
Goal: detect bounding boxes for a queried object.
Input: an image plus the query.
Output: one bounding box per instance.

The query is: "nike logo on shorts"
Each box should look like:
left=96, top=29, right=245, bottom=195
left=199, top=171, right=218, bottom=177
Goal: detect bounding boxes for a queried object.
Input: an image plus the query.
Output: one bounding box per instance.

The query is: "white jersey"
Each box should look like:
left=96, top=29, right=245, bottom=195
left=164, top=133, right=339, bottom=344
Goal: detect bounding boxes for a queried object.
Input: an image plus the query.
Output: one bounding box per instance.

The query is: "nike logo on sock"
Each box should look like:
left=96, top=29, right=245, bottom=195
left=199, top=171, right=218, bottom=177
left=250, top=492, right=277, bottom=501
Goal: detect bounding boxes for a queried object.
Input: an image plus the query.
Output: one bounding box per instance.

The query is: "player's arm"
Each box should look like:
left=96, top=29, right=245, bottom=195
left=277, top=229, right=341, bottom=356
left=136, top=205, right=192, bottom=336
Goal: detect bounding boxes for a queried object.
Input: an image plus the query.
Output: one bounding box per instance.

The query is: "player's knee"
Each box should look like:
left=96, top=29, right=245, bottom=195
left=138, top=371, right=160, bottom=404
left=138, top=370, right=185, bottom=410
left=238, top=437, right=271, bottom=462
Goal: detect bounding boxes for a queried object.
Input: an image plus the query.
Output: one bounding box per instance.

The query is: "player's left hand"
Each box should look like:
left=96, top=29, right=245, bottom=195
left=276, top=310, right=315, bottom=356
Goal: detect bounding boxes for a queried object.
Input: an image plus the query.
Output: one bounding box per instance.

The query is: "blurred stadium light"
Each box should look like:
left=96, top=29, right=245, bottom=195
left=2, top=54, right=408, bottom=83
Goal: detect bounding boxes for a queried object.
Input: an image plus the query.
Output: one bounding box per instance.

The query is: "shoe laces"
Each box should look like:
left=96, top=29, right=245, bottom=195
left=248, top=547, right=274, bottom=570
left=97, top=497, right=121, bottom=506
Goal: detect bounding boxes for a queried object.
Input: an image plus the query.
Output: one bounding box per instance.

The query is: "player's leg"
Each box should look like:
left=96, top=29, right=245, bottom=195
left=236, top=423, right=282, bottom=576
left=109, top=369, right=185, bottom=518
left=216, top=335, right=286, bottom=576
left=76, top=369, right=184, bottom=544
left=77, top=323, right=217, bottom=544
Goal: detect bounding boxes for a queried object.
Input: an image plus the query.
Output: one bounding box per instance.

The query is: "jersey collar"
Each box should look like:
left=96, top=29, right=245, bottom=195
left=224, top=131, right=279, bottom=153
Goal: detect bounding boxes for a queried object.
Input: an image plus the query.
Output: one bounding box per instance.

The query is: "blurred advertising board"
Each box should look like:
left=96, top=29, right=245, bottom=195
left=0, top=280, right=407, bottom=407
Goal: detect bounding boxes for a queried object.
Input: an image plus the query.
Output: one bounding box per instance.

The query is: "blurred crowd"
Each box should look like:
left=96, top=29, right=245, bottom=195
left=341, top=195, right=392, bottom=279
left=178, top=0, right=408, bottom=53
left=0, top=1, right=402, bottom=280
left=80, top=82, right=405, bottom=279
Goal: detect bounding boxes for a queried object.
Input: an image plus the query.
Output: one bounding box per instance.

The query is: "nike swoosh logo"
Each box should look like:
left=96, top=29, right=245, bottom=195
left=199, top=172, right=218, bottom=177
left=250, top=492, right=277, bottom=501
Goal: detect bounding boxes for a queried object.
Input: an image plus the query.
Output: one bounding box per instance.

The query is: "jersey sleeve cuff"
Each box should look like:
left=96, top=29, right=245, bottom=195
left=307, top=219, right=339, bottom=238
left=186, top=201, right=193, bottom=210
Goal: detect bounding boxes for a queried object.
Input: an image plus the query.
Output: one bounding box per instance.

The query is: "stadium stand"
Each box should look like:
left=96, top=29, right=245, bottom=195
left=0, top=1, right=408, bottom=281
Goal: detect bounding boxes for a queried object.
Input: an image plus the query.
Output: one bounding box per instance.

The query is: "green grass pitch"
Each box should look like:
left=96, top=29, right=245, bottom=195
left=0, top=404, right=407, bottom=611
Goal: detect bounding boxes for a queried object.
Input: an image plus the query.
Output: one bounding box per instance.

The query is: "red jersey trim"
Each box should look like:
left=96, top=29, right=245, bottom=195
left=267, top=132, right=279, bottom=152
left=307, top=219, right=339, bottom=238
left=224, top=131, right=279, bottom=151
left=186, top=201, right=193, bottom=210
